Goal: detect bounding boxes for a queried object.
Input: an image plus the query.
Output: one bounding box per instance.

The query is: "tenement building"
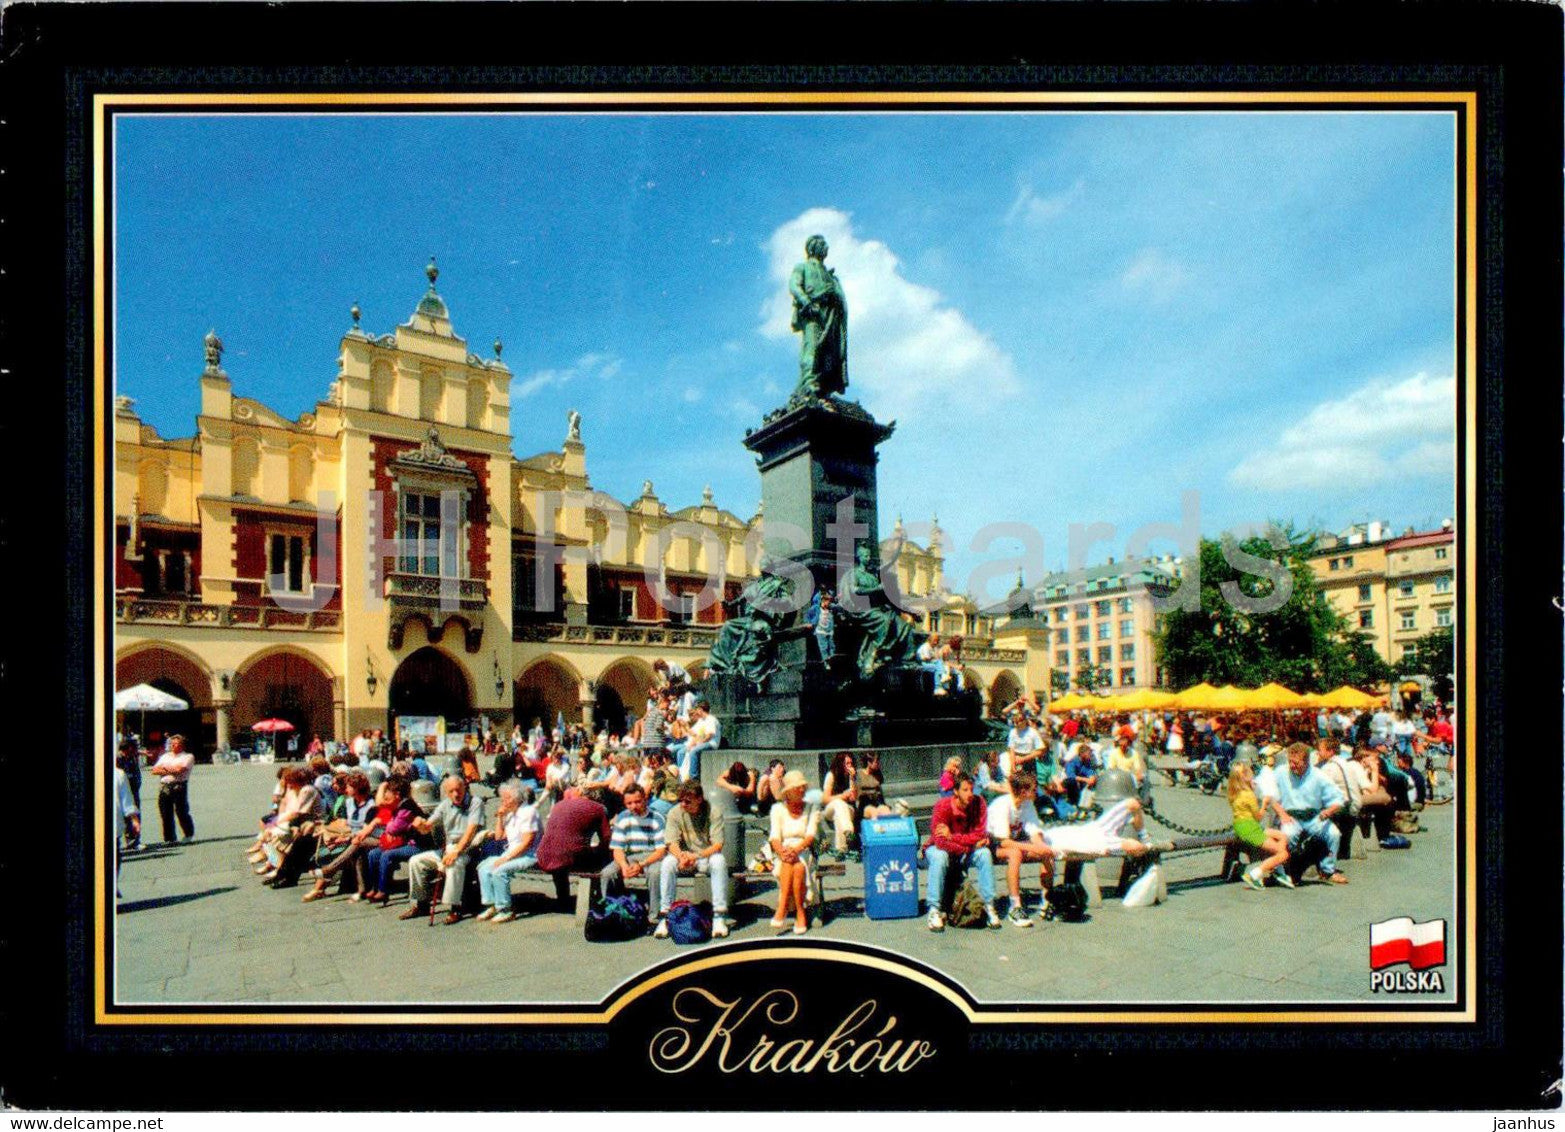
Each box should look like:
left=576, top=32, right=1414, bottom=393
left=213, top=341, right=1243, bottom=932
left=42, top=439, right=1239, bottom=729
left=1307, top=519, right=1456, bottom=667
left=113, top=264, right=1021, bottom=756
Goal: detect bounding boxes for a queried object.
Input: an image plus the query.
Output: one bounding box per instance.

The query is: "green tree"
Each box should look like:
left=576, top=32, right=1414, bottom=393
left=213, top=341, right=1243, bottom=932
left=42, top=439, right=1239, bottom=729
left=1153, top=525, right=1391, bottom=693
left=1049, top=669, right=1070, bottom=694
left=1404, top=626, right=1454, bottom=702
left=1076, top=663, right=1111, bottom=693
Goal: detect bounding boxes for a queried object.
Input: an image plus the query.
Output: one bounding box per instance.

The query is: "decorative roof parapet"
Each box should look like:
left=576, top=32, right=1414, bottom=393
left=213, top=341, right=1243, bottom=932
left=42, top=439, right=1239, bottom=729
left=393, top=426, right=475, bottom=479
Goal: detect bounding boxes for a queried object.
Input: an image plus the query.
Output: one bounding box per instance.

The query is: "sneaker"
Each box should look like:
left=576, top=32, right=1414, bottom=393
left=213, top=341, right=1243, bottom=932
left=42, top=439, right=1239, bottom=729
left=927, top=908, right=946, bottom=932
left=490, top=910, right=517, bottom=923
left=1007, top=905, right=1034, bottom=928
left=653, top=918, right=670, bottom=939
left=475, top=906, right=497, bottom=921
left=1380, top=835, right=1412, bottom=850
left=1241, top=865, right=1265, bottom=891
left=711, top=916, right=729, bottom=939
left=1273, top=870, right=1296, bottom=890
left=984, top=904, right=1003, bottom=930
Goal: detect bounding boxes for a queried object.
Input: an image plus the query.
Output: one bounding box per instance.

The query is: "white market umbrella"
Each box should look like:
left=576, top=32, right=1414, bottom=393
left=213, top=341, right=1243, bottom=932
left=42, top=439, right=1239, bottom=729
left=115, top=684, right=189, bottom=712
left=115, top=683, right=189, bottom=747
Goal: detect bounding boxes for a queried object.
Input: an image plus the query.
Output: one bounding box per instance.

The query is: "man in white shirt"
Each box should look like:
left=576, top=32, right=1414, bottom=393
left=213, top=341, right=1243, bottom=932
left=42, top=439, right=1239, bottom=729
left=672, top=699, right=720, bottom=782
left=988, top=771, right=1054, bottom=927
left=916, top=633, right=947, bottom=694
left=1004, top=714, right=1043, bottom=779
left=147, top=734, right=196, bottom=843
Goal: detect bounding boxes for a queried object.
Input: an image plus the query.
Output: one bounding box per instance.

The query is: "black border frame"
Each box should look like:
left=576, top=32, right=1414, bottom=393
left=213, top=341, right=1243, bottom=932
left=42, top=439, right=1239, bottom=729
left=3, top=0, right=1559, bottom=1112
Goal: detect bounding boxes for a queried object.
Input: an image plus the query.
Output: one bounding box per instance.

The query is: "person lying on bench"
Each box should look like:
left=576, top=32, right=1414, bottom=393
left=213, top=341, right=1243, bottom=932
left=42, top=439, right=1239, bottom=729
left=988, top=771, right=1054, bottom=927
left=1039, top=795, right=1150, bottom=860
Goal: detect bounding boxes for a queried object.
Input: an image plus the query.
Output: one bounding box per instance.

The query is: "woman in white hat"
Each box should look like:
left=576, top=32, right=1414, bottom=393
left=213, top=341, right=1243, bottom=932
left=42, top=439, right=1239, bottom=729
left=768, top=770, right=820, bottom=934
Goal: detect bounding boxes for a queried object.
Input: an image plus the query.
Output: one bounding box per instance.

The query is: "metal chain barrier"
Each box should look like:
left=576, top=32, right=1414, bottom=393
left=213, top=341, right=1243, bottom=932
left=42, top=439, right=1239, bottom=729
left=1141, top=795, right=1235, bottom=839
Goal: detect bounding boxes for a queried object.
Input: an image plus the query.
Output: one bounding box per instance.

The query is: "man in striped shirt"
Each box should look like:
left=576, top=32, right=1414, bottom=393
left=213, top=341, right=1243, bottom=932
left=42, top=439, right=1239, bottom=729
left=601, top=783, right=667, bottom=900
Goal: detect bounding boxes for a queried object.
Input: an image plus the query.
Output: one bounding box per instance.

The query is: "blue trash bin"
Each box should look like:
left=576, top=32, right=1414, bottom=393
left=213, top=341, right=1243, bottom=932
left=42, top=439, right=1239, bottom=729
left=861, top=816, right=921, bottom=920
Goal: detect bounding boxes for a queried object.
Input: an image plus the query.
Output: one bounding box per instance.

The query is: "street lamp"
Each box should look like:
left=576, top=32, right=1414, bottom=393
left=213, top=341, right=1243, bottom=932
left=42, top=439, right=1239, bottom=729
left=365, top=651, right=378, bottom=697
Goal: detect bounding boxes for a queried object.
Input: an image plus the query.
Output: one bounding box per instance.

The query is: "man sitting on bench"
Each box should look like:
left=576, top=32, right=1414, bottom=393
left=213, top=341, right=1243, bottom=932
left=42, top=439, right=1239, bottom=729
left=657, top=782, right=731, bottom=939
left=988, top=771, right=1054, bottom=927
left=601, top=783, right=667, bottom=904
left=535, top=786, right=612, bottom=910
left=924, top=773, right=1002, bottom=932
left=404, top=774, right=486, bottom=924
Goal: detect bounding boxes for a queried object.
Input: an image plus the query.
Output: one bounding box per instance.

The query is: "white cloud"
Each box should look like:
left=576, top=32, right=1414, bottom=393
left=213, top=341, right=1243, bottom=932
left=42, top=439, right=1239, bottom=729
left=1005, top=179, right=1083, bottom=225
left=681, top=386, right=701, bottom=403
left=511, top=352, right=623, bottom=399
left=1120, top=248, right=1190, bottom=303
left=759, top=208, right=1020, bottom=421
left=1228, top=372, right=1456, bottom=491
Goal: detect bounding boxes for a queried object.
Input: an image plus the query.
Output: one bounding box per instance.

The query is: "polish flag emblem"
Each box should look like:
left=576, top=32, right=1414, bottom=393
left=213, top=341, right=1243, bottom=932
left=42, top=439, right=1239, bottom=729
left=1370, top=917, right=1447, bottom=970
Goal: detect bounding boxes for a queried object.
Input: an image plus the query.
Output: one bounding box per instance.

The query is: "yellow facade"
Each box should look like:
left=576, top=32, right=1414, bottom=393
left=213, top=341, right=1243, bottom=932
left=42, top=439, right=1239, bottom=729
left=1308, top=525, right=1455, bottom=668
left=114, top=266, right=1007, bottom=754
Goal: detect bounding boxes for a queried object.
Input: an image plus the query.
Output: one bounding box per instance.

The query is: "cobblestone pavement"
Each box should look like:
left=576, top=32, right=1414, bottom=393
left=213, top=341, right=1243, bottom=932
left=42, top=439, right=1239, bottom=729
left=114, top=763, right=1458, bottom=1006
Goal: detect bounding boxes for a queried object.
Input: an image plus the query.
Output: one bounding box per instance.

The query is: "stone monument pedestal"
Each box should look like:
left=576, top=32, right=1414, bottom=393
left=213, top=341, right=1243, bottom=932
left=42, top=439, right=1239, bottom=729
left=706, top=394, right=989, bottom=753
left=705, top=632, right=986, bottom=751
left=744, top=396, right=894, bottom=593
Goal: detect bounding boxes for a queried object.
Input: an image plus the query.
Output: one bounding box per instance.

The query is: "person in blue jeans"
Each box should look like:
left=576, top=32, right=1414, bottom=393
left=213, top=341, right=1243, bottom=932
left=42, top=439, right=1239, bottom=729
left=1272, top=742, right=1349, bottom=885
left=360, top=777, right=426, bottom=905
left=475, top=783, right=541, bottom=924
left=924, top=774, right=1002, bottom=930
left=671, top=699, right=720, bottom=782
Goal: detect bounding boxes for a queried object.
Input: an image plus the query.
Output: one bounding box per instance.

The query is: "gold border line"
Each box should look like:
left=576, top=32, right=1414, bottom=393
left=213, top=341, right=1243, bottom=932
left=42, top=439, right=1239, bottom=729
left=98, top=91, right=1469, bottom=108
left=1462, top=93, right=1479, bottom=1016
left=100, top=945, right=1467, bottom=1027
left=94, top=89, right=1480, bottom=1028
left=94, top=98, right=108, bottom=1025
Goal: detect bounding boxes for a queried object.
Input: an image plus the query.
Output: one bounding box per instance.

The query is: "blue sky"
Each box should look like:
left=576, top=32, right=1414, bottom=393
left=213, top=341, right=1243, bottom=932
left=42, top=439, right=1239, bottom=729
left=114, top=111, right=1457, bottom=601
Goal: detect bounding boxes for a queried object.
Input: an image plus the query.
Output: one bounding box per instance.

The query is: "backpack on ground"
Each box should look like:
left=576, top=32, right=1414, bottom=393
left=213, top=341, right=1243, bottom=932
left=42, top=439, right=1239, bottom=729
left=666, top=899, right=712, bottom=944
left=1043, top=881, right=1089, bottom=922
left=585, top=892, right=647, bottom=943
left=947, top=879, right=987, bottom=928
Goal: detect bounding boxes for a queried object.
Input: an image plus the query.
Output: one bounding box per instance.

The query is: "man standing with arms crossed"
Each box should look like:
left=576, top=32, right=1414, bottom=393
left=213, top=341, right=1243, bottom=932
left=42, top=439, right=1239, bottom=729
left=147, top=734, right=195, bottom=843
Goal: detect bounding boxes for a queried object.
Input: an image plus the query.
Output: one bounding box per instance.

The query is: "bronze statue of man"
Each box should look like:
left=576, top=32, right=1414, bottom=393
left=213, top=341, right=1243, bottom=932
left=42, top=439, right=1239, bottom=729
left=789, top=235, right=848, bottom=398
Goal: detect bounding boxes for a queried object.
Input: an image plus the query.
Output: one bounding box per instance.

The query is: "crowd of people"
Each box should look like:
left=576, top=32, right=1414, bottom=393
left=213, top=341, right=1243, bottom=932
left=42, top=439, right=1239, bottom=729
left=116, top=670, right=1454, bottom=941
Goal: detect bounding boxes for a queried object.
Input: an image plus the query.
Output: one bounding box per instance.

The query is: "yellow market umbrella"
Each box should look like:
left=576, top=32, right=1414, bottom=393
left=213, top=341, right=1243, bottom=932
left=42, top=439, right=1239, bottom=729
left=1115, top=689, right=1176, bottom=712
left=1047, top=692, right=1087, bottom=713
left=1248, top=682, right=1308, bottom=710
left=1172, top=682, right=1220, bottom=709
left=1398, top=680, right=1422, bottom=693
left=1204, top=684, right=1251, bottom=712
left=1319, top=685, right=1380, bottom=710
left=1296, top=692, right=1326, bottom=708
